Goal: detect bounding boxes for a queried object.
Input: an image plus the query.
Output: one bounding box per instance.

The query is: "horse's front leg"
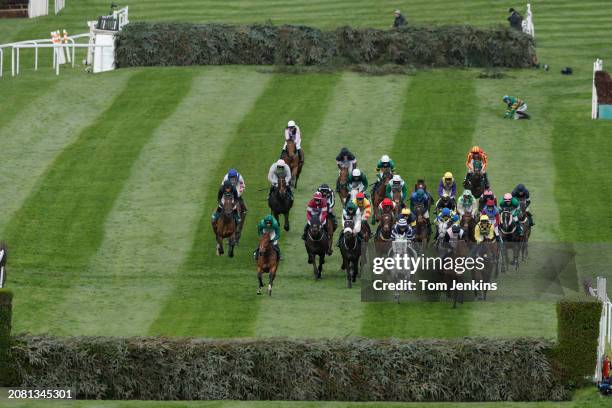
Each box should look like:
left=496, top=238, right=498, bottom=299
left=228, top=234, right=235, bottom=258
left=283, top=213, right=290, bottom=232
left=257, top=271, right=264, bottom=295
left=317, top=254, right=324, bottom=279
left=268, top=269, right=276, bottom=296
left=216, top=234, right=224, bottom=256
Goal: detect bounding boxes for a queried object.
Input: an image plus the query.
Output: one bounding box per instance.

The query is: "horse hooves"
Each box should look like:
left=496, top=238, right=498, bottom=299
left=327, top=249, right=333, bottom=256
left=257, top=289, right=262, bottom=295
left=307, top=258, right=313, bottom=264
left=284, top=225, right=290, bottom=232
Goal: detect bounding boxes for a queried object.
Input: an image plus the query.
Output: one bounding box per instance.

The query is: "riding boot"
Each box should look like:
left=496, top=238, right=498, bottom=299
left=274, top=244, right=282, bottom=260
left=239, top=197, right=248, bottom=214
left=298, top=148, right=304, bottom=165
left=527, top=212, right=534, bottom=226
left=253, top=248, right=259, bottom=260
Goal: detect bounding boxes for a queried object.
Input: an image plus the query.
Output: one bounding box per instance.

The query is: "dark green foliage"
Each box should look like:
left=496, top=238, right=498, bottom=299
left=9, top=336, right=567, bottom=401
left=0, top=289, right=13, bottom=386
left=553, top=299, right=601, bottom=387
left=115, top=23, right=536, bottom=69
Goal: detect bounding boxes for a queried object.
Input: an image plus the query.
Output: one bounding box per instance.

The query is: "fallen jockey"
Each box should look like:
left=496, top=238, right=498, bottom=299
left=221, top=168, right=247, bottom=213
left=391, top=217, right=416, bottom=241
left=267, top=159, right=293, bottom=199
left=302, top=192, right=328, bottom=240
left=512, top=183, right=535, bottom=226
left=283, top=120, right=304, bottom=163
left=438, top=172, right=457, bottom=198
left=503, top=95, right=530, bottom=119
left=212, top=180, right=242, bottom=227
left=255, top=215, right=281, bottom=260
left=336, top=147, right=357, bottom=173
left=337, top=201, right=363, bottom=246
left=386, top=174, right=408, bottom=202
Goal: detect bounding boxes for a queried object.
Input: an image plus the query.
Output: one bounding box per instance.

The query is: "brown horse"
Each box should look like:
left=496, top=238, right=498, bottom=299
left=374, top=211, right=394, bottom=256
left=269, top=177, right=293, bottom=231
left=281, top=139, right=303, bottom=189
left=256, top=232, right=279, bottom=295
left=336, top=164, right=350, bottom=206
left=413, top=204, right=430, bottom=252
left=339, top=221, right=361, bottom=289
left=359, top=219, right=372, bottom=271
left=371, top=170, right=392, bottom=224
left=391, top=188, right=404, bottom=217
left=0, top=241, right=7, bottom=288
left=472, top=239, right=498, bottom=300
left=517, top=202, right=531, bottom=261
left=464, top=170, right=486, bottom=199
left=305, top=212, right=329, bottom=280
left=460, top=213, right=476, bottom=242
left=212, top=194, right=237, bottom=257
left=437, top=236, right=469, bottom=308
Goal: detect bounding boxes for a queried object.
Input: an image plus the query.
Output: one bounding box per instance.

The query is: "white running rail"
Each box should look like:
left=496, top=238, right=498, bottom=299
left=593, top=59, right=604, bottom=119
left=595, top=276, right=612, bottom=382
left=522, top=3, right=535, bottom=38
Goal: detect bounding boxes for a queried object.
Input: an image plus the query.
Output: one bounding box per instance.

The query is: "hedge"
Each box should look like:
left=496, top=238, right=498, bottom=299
left=0, top=289, right=13, bottom=385
left=115, top=23, right=537, bottom=69
left=554, top=299, right=601, bottom=387
left=8, top=335, right=567, bottom=401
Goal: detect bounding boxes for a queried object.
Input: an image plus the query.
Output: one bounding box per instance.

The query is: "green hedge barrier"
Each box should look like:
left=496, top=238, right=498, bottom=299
left=0, top=289, right=13, bottom=386
left=115, top=23, right=537, bottom=69
left=554, top=299, right=601, bottom=387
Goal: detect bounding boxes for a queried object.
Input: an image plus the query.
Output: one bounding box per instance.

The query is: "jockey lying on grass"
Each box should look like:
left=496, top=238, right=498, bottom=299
left=221, top=168, right=247, bottom=212
left=391, top=218, right=416, bottom=241
left=212, top=180, right=242, bottom=225
left=386, top=174, right=408, bottom=202
left=336, top=147, right=357, bottom=173
left=512, top=183, right=535, bottom=226
left=438, top=172, right=457, bottom=198
left=283, top=120, right=304, bottom=163
left=457, top=189, right=479, bottom=218
left=302, top=192, right=328, bottom=240
left=503, top=95, right=529, bottom=120
left=267, top=159, right=293, bottom=199
left=255, top=215, right=281, bottom=259
left=337, top=201, right=362, bottom=246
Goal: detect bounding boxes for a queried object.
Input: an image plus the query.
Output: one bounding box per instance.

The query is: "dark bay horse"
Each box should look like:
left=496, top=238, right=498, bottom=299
left=437, top=236, right=469, bottom=308
left=500, top=210, right=520, bottom=271
left=256, top=232, right=279, bottom=295
left=336, top=164, right=350, bottom=207
left=460, top=213, right=476, bottom=242
left=269, top=177, right=293, bottom=231
left=472, top=240, right=498, bottom=300
left=305, top=212, right=329, bottom=280
left=281, top=139, right=303, bottom=189
left=464, top=170, right=486, bottom=199
left=371, top=169, right=392, bottom=225
left=0, top=242, right=7, bottom=288
left=374, top=211, right=394, bottom=256
left=391, top=188, right=404, bottom=218
left=413, top=204, right=430, bottom=252
left=517, top=202, right=531, bottom=261
left=339, top=221, right=361, bottom=289
left=212, top=193, right=237, bottom=257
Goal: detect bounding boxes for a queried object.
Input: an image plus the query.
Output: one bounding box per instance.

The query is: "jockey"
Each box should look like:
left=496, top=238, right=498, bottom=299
left=479, top=189, right=498, bottom=211
left=283, top=120, right=304, bottom=163
left=377, top=197, right=396, bottom=220
left=503, top=95, right=529, bottom=120
left=474, top=214, right=495, bottom=243
left=410, top=188, right=431, bottom=219
left=435, top=208, right=454, bottom=240
left=255, top=214, right=281, bottom=259
left=336, top=147, right=357, bottom=173
left=317, top=183, right=337, bottom=230
left=386, top=174, right=408, bottom=201
left=267, top=159, right=292, bottom=198
left=391, top=217, right=415, bottom=241
left=399, top=207, right=416, bottom=226
left=353, top=192, right=372, bottom=222
left=348, top=168, right=369, bottom=195
left=221, top=168, right=247, bottom=212
left=466, top=145, right=488, bottom=173
left=457, top=189, right=478, bottom=218
left=438, top=172, right=457, bottom=198
left=500, top=194, right=523, bottom=234
left=376, top=154, right=395, bottom=181
left=212, top=180, right=242, bottom=227
left=434, top=192, right=456, bottom=215
left=338, top=201, right=362, bottom=245
left=302, top=192, right=328, bottom=240
left=445, top=224, right=465, bottom=243
left=512, top=183, right=534, bottom=226
left=481, top=199, right=501, bottom=241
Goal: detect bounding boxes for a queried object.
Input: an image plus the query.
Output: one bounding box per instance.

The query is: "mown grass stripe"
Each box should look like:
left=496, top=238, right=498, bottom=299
left=6, top=69, right=194, bottom=334
left=0, top=70, right=132, bottom=234
left=360, top=70, right=478, bottom=339
left=149, top=73, right=340, bottom=337
left=50, top=68, right=271, bottom=336
left=253, top=73, right=411, bottom=338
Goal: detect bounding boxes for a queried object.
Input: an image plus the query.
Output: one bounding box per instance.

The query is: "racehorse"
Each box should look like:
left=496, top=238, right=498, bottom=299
left=359, top=218, right=372, bottom=271
left=460, top=213, right=476, bottom=242
left=517, top=201, right=531, bottom=261
left=413, top=204, right=430, bottom=252
left=0, top=242, right=7, bottom=289
left=499, top=210, right=520, bottom=271
left=436, top=235, right=469, bottom=308
left=256, top=232, right=279, bottom=295
left=268, top=177, right=293, bottom=231
left=339, top=221, right=361, bottom=289
left=281, top=139, right=303, bottom=189
left=235, top=200, right=247, bottom=245
left=305, top=212, right=329, bottom=280
left=391, top=188, right=404, bottom=217
left=463, top=169, right=486, bottom=199
left=374, top=212, right=394, bottom=256
left=388, top=238, right=418, bottom=303
left=212, top=193, right=237, bottom=257
left=472, top=240, right=498, bottom=300
left=336, top=163, right=350, bottom=206
left=436, top=195, right=456, bottom=213
left=371, top=169, right=392, bottom=224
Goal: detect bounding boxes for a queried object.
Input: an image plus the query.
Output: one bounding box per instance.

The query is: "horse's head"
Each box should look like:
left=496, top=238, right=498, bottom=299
left=222, top=193, right=235, bottom=216
left=339, top=165, right=349, bottom=183
left=501, top=210, right=514, bottom=227
left=286, top=139, right=297, bottom=156
left=461, top=213, right=473, bottom=227
left=381, top=213, right=393, bottom=232
left=277, top=177, right=287, bottom=195
left=258, top=231, right=271, bottom=254
left=309, top=212, right=323, bottom=236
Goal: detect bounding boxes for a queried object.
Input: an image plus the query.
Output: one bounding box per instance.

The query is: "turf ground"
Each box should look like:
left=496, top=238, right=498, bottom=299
left=1, top=0, right=612, bottom=375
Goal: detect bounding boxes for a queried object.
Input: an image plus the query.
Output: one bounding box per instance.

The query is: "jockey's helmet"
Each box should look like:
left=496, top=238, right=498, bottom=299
left=401, top=208, right=411, bottom=216
left=352, top=169, right=362, bottom=179
left=479, top=214, right=490, bottom=223
left=264, top=214, right=274, bottom=225
left=484, top=189, right=493, bottom=197
left=503, top=193, right=512, bottom=202
left=451, top=224, right=461, bottom=234
left=382, top=198, right=393, bottom=208
left=313, top=191, right=323, bottom=201
left=381, top=154, right=390, bottom=163
left=452, top=214, right=460, bottom=223
left=356, top=192, right=365, bottom=201
left=287, top=120, right=296, bottom=128
left=346, top=202, right=357, bottom=215
left=471, top=145, right=481, bottom=154
left=441, top=208, right=451, bottom=218
left=503, top=95, right=510, bottom=103
left=486, top=199, right=495, bottom=207
left=392, top=175, right=402, bottom=184
left=444, top=171, right=453, bottom=181
left=397, top=218, right=408, bottom=230
left=228, top=168, right=238, bottom=178
left=277, top=159, right=286, bottom=167
left=223, top=180, right=233, bottom=189
left=516, top=183, right=526, bottom=192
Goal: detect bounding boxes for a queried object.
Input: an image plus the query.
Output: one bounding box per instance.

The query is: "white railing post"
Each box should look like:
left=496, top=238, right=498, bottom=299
left=522, top=3, right=535, bottom=38
left=593, top=59, right=604, bottom=120
left=0, top=48, right=3, bottom=78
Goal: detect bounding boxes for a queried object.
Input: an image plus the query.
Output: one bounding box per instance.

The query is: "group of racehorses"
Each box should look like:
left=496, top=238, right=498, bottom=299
left=213, top=139, right=531, bottom=302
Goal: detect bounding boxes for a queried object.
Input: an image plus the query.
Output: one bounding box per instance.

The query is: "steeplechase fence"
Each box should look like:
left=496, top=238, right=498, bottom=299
left=595, top=276, right=612, bottom=381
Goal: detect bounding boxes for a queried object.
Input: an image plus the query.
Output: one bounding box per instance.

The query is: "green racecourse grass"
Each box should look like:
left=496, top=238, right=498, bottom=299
left=1, top=0, right=612, bottom=368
